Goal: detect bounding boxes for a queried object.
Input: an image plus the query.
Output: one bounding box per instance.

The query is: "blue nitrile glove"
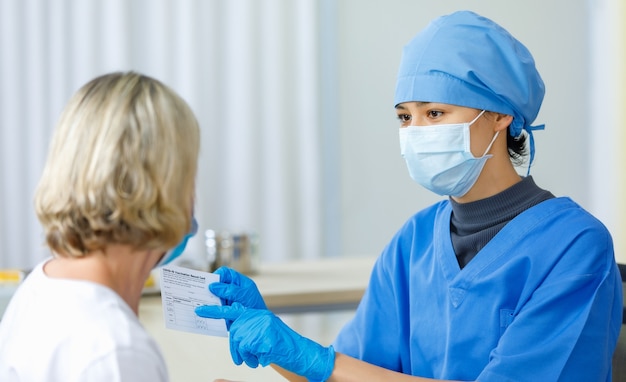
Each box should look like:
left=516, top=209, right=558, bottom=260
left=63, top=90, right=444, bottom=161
left=210, top=267, right=267, bottom=310
left=209, top=267, right=267, bottom=330
left=195, top=302, right=335, bottom=382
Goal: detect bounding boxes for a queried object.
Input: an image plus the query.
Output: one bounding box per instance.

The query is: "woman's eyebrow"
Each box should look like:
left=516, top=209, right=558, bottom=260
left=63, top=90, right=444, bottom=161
left=395, top=101, right=430, bottom=110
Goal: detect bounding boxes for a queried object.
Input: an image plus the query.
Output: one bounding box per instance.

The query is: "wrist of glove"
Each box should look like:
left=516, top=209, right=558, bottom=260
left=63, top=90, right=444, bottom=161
left=195, top=303, right=335, bottom=381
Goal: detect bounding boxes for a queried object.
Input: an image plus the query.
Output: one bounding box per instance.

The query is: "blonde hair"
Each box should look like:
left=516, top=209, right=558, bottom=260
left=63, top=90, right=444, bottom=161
left=35, top=72, right=200, bottom=257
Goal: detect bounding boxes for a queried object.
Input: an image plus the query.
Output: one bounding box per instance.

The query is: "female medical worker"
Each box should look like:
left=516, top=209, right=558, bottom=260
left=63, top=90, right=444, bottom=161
left=196, top=10, right=623, bottom=382
left=0, top=72, right=200, bottom=381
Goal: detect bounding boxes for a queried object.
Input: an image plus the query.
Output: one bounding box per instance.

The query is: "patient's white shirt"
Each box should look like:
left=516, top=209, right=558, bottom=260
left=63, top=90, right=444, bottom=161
left=0, top=258, right=168, bottom=381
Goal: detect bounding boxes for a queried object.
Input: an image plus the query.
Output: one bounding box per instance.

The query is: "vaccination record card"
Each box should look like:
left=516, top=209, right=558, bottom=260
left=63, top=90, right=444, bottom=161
left=159, top=265, right=228, bottom=337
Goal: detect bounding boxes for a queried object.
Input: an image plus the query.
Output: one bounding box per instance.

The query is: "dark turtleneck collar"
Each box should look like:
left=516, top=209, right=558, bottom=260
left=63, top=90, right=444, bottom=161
left=449, top=176, right=555, bottom=268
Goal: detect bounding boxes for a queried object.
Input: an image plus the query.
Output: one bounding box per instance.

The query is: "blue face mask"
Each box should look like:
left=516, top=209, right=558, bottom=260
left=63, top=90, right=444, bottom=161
left=399, top=110, right=498, bottom=197
left=155, top=217, right=198, bottom=268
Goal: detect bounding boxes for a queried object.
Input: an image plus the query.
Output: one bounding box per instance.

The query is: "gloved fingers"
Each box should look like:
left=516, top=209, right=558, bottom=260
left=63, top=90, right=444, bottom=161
left=232, top=309, right=334, bottom=380
left=241, top=353, right=260, bottom=369
left=210, top=267, right=251, bottom=306
left=208, top=282, right=233, bottom=302
left=195, top=303, right=245, bottom=321
left=229, top=343, right=260, bottom=369
left=209, top=278, right=267, bottom=312
left=213, top=266, right=236, bottom=284
left=230, top=323, right=262, bottom=369
left=254, top=351, right=275, bottom=368
left=214, top=266, right=258, bottom=289
left=220, top=306, right=335, bottom=379
left=209, top=283, right=266, bottom=309
left=228, top=324, right=260, bottom=369
left=209, top=285, right=230, bottom=308
left=214, top=266, right=252, bottom=286
left=229, top=336, right=244, bottom=366
left=224, top=319, right=234, bottom=331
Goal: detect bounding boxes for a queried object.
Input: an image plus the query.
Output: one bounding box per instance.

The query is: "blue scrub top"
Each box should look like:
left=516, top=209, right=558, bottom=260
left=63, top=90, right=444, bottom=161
left=334, top=197, right=622, bottom=381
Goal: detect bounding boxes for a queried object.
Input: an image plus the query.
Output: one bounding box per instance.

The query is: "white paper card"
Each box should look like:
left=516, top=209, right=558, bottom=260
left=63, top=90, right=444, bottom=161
left=160, top=265, right=228, bottom=337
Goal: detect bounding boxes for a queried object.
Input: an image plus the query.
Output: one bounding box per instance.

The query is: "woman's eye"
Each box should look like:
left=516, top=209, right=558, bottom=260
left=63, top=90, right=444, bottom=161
left=396, top=114, right=411, bottom=123
left=427, top=111, right=443, bottom=118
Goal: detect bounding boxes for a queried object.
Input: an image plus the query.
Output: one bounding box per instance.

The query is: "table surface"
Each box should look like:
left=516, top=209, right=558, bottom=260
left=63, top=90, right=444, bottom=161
left=250, top=255, right=376, bottom=313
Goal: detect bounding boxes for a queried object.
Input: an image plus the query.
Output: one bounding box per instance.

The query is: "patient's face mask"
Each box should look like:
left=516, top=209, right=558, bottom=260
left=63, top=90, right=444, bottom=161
left=155, top=217, right=198, bottom=268
left=399, top=110, right=498, bottom=197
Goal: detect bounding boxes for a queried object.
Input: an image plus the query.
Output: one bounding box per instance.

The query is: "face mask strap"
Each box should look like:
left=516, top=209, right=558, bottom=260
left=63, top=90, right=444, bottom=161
left=481, top=130, right=500, bottom=157
left=469, top=109, right=497, bottom=157
left=469, top=109, right=486, bottom=126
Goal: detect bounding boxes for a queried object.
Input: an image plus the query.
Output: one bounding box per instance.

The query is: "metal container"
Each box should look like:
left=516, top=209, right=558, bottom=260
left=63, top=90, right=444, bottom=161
left=205, top=230, right=259, bottom=275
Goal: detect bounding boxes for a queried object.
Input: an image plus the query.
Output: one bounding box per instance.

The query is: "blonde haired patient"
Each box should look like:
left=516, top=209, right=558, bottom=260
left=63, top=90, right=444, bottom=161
left=0, top=72, right=200, bottom=382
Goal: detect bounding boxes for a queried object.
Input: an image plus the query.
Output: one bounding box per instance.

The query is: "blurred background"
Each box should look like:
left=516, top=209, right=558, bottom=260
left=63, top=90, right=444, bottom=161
left=1, top=0, right=625, bottom=269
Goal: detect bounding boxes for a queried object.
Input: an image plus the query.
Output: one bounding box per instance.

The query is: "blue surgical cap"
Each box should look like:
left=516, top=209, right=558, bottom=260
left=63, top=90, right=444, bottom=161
left=394, top=10, right=545, bottom=166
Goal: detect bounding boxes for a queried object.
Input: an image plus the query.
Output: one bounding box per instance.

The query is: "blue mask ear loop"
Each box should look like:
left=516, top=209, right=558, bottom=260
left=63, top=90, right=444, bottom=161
left=524, top=124, right=545, bottom=176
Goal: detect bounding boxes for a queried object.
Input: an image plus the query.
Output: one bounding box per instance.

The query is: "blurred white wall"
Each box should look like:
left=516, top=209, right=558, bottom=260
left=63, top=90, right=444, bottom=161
left=0, top=0, right=329, bottom=269
left=0, top=0, right=624, bottom=268
left=589, top=0, right=626, bottom=263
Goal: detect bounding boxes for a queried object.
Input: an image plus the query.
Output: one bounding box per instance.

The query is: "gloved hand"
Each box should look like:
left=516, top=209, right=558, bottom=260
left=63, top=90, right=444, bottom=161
left=195, top=303, right=335, bottom=382
left=209, top=267, right=267, bottom=310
